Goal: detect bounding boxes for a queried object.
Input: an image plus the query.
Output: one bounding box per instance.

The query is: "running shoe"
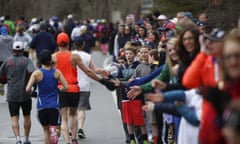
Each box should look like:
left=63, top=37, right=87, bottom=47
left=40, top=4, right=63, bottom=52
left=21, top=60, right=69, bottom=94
left=23, top=141, right=31, bottom=144
left=77, top=129, right=86, bottom=139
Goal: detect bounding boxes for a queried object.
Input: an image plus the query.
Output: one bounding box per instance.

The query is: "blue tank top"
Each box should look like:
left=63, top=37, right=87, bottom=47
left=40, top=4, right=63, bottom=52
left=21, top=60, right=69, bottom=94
left=37, top=68, right=59, bottom=109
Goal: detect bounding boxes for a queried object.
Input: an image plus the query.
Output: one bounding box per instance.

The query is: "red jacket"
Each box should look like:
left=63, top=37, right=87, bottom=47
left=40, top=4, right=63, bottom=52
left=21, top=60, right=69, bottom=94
left=183, top=52, right=226, bottom=144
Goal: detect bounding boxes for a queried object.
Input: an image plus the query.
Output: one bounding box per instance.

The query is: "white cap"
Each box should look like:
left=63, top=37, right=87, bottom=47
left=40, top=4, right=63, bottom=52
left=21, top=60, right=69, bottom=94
left=31, top=17, right=37, bottom=24
left=157, top=15, right=167, bottom=20
left=13, top=41, right=24, bottom=50
left=67, top=14, right=73, bottom=19
left=80, top=25, right=87, bottom=32
left=0, top=16, right=5, bottom=21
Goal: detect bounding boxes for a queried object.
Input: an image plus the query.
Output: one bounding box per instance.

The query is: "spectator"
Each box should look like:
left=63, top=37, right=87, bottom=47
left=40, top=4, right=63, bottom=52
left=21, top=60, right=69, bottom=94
left=126, top=14, right=135, bottom=29
left=157, top=15, right=168, bottom=28
left=198, top=12, right=208, bottom=24
left=222, top=100, right=240, bottom=144
left=221, top=29, right=240, bottom=133
left=176, top=12, right=185, bottom=22
left=182, top=28, right=226, bottom=144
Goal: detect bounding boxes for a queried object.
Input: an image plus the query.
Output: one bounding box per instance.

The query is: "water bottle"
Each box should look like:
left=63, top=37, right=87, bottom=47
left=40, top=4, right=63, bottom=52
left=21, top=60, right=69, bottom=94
left=49, top=126, right=58, bottom=144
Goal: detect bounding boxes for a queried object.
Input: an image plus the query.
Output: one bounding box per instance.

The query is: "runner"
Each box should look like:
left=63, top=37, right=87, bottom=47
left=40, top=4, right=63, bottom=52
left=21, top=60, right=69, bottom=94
left=0, top=41, right=35, bottom=144
left=26, top=49, right=68, bottom=144
left=0, top=26, right=13, bottom=95
left=30, top=22, right=56, bottom=67
left=72, top=36, right=106, bottom=139
left=52, top=32, right=114, bottom=144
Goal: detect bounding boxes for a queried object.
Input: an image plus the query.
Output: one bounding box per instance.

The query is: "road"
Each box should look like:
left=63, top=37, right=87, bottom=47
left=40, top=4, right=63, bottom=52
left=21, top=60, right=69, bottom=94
left=0, top=51, right=125, bottom=144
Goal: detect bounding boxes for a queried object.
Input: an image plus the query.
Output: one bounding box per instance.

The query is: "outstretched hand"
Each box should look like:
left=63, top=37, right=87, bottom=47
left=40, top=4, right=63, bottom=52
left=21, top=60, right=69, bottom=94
left=99, top=78, right=116, bottom=91
left=151, top=79, right=167, bottom=90
left=127, top=86, right=142, bottom=99
left=146, top=91, right=164, bottom=103
left=100, top=70, right=110, bottom=78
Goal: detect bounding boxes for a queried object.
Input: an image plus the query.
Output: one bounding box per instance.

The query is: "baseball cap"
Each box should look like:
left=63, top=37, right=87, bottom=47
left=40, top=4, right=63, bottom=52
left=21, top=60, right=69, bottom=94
left=67, top=14, right=73, bottom=19
left=31, top=17, right=37, bottom=24
left=0, top=26, right=8, bottom=36
left=184, top=11, right=193, bottom=19
left=196, top=21, right=206, bottom=27
left=73, top=36, right=84, bottom=46
left=0, top=16, right=5, bottom=22
left=13, top=41, right=24, bottom=50
left=57, top=32, right=70, bottom=46
left=204, top=28, right=225, bottom=41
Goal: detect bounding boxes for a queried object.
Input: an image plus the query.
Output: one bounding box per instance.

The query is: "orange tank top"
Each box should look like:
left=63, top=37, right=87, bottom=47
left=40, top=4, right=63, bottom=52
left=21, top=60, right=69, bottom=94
left=56, top=51, right=79, bottom=93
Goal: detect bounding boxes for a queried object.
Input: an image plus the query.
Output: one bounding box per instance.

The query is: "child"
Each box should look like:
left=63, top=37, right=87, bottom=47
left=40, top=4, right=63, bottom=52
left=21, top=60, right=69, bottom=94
left=116, top=47, right=148, bottom=144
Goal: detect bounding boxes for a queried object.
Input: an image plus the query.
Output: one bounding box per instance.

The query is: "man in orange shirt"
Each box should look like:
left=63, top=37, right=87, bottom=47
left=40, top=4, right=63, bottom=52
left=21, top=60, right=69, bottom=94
left=52, top=32, right=114, bottom=144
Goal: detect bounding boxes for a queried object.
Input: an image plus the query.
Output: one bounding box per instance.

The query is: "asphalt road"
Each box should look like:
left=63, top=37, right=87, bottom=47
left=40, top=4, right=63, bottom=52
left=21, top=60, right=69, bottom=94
left=0, top=51, right=125, bottom=144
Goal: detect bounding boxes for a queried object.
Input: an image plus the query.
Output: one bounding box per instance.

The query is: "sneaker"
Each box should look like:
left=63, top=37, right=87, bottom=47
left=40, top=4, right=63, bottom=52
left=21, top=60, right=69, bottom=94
left=72, top=139, right=78, bottom=144
left=16, top=141, right=22, bottom=144
left=142, top=140, right=149, bottom=144
left=77, top=129, right=86, bottom=139
left=130, top=140, right=136, bottom=144
left=23, top=141, right=31, bottom=144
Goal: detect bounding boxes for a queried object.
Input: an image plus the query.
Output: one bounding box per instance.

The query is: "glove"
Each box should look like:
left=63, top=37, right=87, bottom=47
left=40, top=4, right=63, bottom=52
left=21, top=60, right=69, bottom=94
left=99, top=78, right=116, bottom=91
left=31, top=83, right=37, bottom=98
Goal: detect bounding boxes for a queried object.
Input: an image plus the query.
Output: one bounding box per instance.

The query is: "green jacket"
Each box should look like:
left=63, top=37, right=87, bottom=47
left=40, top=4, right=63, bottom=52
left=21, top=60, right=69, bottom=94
left=140, top=63, right=171, bottom=92
left=4, top=20, right=15, bottom=36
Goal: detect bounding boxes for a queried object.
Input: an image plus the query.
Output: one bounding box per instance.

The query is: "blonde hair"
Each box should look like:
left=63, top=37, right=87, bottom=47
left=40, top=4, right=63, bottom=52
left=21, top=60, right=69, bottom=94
left=166, top=37, right=179, bottom=76
left=167, top=37, right=178, bottom=47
